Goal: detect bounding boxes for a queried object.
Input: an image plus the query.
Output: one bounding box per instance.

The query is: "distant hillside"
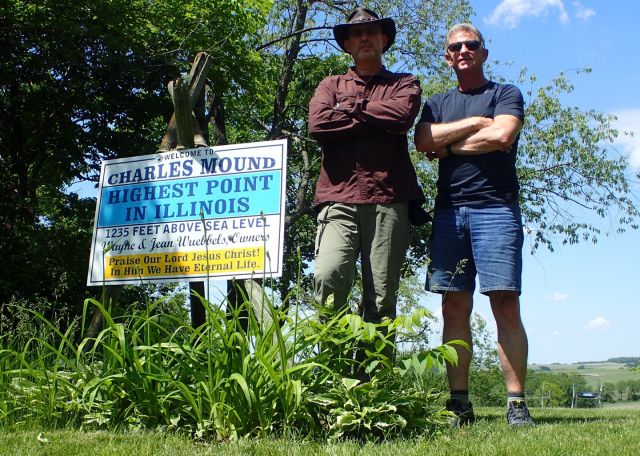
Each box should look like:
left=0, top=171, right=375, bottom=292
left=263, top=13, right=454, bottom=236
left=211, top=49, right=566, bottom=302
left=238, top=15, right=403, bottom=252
left=563, top=357, right=640, bottom=365
left=607, top=357, right=640, bottom=366
left=530, top=360, right=640, bottom=383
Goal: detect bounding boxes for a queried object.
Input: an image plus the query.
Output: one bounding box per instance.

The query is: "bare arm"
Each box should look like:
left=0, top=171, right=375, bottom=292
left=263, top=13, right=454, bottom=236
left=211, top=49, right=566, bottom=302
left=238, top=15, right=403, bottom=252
left=449, top=114, right=522, bottom=155
left=414, top=116, right=493, bottom=154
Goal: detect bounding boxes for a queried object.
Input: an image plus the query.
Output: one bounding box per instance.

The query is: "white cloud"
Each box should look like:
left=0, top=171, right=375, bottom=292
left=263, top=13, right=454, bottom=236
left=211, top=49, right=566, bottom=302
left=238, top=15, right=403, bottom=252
left=573, top=1, right=596, bottom=20
left=550, top=291, right=568, bottom=301
left=612, top=109, right=640, bottom=171
left=485, top=0, right=570, bottom=28
left=585, top=316, right=611, bottom=332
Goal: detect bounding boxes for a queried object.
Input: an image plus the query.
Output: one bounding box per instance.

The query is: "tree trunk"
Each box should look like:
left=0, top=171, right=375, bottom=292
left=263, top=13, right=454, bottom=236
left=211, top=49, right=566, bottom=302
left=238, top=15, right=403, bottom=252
left=269, top=0, right=309, bottom=140
left=170, top=77, right=195, bottom=149
left=158, top=52, right=214, bottom=151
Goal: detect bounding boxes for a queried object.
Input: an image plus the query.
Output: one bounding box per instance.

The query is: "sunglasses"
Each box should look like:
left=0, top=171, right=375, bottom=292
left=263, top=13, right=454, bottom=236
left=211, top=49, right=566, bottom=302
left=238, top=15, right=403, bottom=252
left=447, top=40, right=482, bottom=52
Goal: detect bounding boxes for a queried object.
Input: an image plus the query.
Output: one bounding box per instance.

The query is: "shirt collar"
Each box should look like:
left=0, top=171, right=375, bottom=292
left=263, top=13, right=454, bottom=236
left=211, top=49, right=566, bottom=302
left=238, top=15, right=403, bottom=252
left=344, top=66, right=394, bottom=82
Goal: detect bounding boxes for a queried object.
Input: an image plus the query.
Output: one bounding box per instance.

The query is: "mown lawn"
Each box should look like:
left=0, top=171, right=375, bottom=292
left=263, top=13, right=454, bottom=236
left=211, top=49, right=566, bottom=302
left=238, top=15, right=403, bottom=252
left=1, top=406, right=638, bottom=455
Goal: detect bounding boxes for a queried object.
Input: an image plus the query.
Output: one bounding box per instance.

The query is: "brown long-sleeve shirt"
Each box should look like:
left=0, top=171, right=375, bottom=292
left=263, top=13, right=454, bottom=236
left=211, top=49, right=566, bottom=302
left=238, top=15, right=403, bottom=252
left=308, top=67, right=422, bottom=207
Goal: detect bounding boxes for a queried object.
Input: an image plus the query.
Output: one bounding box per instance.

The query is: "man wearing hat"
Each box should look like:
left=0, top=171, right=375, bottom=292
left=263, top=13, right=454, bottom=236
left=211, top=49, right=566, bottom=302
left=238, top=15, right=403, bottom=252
left=308, top=7, right=423, bottom=373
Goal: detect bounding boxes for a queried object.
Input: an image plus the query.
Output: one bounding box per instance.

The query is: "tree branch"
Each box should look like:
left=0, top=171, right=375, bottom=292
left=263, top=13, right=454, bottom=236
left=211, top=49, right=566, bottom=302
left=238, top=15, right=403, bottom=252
left=256, top=25, right=331, bottom=51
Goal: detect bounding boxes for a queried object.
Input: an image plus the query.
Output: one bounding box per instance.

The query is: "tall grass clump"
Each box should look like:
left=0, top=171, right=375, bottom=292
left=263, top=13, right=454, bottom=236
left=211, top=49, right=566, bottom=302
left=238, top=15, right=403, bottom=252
left=0, top=286, right=461, bottom=441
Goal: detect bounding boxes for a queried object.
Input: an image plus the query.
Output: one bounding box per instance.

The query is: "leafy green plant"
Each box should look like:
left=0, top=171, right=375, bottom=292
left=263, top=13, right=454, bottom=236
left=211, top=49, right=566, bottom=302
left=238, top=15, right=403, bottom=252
left=0, top=288, right=458, bottom=441
left=308, top=373, right=448, bottom=441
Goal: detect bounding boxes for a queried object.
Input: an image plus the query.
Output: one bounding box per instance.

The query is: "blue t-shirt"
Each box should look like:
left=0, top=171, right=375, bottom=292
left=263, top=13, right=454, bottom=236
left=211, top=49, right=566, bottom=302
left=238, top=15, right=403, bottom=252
left=419, top=81, right=524, bottom=208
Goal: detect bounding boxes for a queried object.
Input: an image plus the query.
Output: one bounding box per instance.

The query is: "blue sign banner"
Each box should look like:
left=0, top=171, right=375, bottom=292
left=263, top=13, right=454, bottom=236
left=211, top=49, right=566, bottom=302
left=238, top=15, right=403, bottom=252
left=98, top=171, right=282, bottom=226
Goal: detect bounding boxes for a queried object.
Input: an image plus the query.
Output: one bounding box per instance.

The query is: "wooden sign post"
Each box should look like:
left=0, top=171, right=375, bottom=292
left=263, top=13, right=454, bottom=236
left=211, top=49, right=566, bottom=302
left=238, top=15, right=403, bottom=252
left=161, top=53, right=267, bottom=330
left=161, top=52, right=213, bottom=327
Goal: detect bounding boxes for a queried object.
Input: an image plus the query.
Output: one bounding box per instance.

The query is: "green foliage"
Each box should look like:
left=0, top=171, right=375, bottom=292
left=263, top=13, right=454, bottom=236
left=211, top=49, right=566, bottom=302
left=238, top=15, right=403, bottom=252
left=0, top=191, right=97, bottom=313
left=469, top=313, right=500, bottom=371
left=307, top=372, right=449, bottom=440
left=0, top=299, right=80, bottom=353
left=0, top=292, right=456, bottom=440
left=526, top=372, right=575, bottom=408
left=607, top=356, right=640, bottom=366
left=469, top=369, right=506, bottom=407
left=607, top=379, right=640, bottom=402
left=517, top=69, right=639, bottom=251
left=0, top=0, right=269, bottom=308
left=602, top=382, right=617, bottom=402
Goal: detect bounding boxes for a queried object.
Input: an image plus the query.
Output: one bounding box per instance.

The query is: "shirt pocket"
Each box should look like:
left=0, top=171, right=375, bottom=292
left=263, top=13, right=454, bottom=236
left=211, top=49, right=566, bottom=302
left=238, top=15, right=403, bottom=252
left=334, top=91, right=358, bottom=109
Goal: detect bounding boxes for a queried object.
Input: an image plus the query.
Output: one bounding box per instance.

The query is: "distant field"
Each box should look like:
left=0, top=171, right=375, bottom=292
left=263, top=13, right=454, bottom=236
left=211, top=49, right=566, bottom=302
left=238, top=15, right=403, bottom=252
left=530, top=361, right=640, bottom=383
left=604, top=401, right=640, bottom=409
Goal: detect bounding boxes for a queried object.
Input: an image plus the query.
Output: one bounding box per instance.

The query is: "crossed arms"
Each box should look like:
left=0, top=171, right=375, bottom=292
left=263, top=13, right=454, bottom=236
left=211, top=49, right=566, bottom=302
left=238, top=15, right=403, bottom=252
left=414, top=114, right=522, bottom=160
left=308, top=74, right=421, bottom=143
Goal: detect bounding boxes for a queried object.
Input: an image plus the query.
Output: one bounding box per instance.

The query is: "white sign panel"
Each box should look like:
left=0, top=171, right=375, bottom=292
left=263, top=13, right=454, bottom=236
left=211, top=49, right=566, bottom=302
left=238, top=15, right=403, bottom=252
left=87, top=139, right=287, bottom=285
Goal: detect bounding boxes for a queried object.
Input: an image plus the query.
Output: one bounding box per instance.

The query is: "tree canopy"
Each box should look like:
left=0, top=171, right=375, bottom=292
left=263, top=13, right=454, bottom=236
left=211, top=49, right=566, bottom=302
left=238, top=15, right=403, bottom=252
left=0, top=0, right=268, bottom=306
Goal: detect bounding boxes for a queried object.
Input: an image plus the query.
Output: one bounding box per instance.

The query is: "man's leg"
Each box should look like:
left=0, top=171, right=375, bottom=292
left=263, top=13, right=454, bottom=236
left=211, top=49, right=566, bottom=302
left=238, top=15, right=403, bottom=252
left=442, top=290, right=475, bottom=425
left=358, top=203, right=409, bottom=371
left=426, top=206, right=477, bottom=424
left=490, top=291, right=534, bottom=426
left=314, top=203, right=359, bottom=314
left=426, top=208, right=475, bottom=390
left=469, top=203, right=533, bottom=425
left=359, top=203, right=409, bottom=323
left=489, top=291, right=528, bottom=394
left=442, top=291, right=474, bottom=391
left=314, top=203, right=360, bottom=377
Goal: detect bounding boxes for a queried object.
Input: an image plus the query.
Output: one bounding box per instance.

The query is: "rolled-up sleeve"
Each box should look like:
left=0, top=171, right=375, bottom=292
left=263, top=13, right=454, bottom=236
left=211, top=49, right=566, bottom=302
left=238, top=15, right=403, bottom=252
left=308, top=77, right=375, bottom=143
left=358, top=75, right=422, bottom=133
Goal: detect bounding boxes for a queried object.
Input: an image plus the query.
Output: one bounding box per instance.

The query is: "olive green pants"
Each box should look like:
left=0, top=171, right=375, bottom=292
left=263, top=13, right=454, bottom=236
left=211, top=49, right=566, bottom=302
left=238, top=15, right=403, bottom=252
left=313, top=202, right=409, bottom=323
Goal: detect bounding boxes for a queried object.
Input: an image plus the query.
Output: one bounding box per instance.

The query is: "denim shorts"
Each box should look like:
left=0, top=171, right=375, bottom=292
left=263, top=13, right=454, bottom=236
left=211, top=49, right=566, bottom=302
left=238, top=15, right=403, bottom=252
left=426, top=204, right=523, bottom=295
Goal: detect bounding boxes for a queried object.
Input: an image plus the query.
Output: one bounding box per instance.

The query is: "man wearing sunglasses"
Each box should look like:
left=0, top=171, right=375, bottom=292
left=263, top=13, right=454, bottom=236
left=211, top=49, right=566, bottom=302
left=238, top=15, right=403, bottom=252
left=308, top=7, right=424, bottom=378
left=414, top=23, right=534, bottom=427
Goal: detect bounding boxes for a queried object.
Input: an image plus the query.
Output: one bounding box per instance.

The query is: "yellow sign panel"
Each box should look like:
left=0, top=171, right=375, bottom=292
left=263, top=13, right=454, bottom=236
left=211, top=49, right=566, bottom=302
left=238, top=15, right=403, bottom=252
left=104, top=247, right=264, bottom=279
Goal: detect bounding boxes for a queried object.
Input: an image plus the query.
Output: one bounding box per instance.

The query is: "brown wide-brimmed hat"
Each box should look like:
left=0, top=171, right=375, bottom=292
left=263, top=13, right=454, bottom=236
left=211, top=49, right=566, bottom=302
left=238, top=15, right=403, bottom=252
left=333, top=7, right=396, bottom=53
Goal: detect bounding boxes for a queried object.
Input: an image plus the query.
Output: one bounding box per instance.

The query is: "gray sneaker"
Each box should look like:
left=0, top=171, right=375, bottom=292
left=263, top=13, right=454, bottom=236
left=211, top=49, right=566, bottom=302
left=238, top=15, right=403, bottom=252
left=446, top=398, right=476, bottom=427
left=507, top=400, right=535, bottom=427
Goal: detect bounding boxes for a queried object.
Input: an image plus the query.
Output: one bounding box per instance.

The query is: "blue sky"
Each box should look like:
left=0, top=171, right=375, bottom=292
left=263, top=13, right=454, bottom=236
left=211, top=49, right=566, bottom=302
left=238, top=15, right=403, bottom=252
left=420, top=0, right=640, bottom=364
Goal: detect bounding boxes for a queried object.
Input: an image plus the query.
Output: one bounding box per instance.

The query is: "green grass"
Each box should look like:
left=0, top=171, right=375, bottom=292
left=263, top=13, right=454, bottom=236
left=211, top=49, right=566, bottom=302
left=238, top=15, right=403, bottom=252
left=1, top=407, right=638, bottom=455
